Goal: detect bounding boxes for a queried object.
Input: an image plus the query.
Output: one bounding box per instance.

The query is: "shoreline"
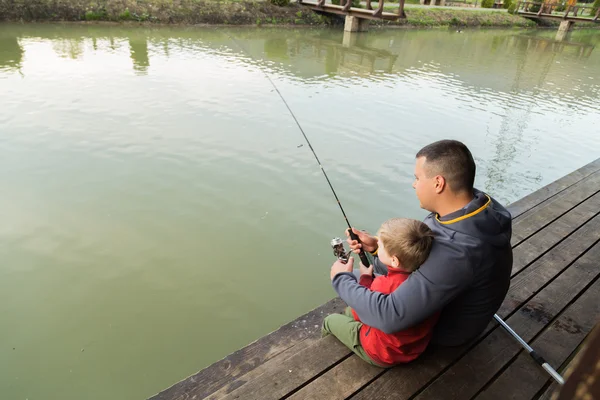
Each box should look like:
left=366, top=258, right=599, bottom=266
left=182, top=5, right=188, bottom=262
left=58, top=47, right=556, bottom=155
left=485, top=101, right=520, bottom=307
left=0, top=0, right=556, bottom=29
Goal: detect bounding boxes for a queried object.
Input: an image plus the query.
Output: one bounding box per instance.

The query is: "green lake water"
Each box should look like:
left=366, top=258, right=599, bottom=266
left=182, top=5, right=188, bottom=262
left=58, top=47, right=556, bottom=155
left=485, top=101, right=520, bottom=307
left=1, top=23, right=599, bottom=400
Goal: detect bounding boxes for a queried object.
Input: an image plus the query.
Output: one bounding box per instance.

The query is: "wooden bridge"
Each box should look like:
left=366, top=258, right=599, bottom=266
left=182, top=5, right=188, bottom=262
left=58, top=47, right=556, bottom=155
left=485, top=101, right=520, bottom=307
left=298, top=0, right=406, bottom=31
left=516, top=1, right=600, bottom=22
left=516, top=1, right=599, bottom=38
left=149, top=158, right=600, bottom=400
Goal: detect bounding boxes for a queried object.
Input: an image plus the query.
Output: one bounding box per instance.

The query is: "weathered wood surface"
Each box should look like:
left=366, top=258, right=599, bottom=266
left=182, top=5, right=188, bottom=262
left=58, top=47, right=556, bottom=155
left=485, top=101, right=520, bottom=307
left=476, top=276, right=600, bottom=400
left=149, top=158, right=600, bottom=400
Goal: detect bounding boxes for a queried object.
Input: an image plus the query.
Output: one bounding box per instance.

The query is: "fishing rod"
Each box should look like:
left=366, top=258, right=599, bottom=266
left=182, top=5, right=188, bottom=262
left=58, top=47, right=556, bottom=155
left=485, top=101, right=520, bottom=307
left=226, top=34, right=370, bottom=268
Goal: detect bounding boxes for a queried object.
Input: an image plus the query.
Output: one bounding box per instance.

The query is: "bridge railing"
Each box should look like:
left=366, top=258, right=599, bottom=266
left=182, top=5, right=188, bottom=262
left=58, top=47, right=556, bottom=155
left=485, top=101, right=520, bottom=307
left=304, top=0, right=406, bottom=20
left=515, top=1, right=600, bottom=20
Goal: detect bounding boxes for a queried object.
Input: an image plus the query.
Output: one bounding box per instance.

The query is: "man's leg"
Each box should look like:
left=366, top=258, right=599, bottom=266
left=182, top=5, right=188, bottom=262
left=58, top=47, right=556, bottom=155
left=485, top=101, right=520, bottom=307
left=322, top=312, right=385, bottom=368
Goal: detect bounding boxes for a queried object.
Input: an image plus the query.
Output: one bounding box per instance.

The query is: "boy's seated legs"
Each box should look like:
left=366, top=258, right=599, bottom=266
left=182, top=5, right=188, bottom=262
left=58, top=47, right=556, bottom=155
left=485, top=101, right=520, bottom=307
left=321, top=307, right=385, bottom=368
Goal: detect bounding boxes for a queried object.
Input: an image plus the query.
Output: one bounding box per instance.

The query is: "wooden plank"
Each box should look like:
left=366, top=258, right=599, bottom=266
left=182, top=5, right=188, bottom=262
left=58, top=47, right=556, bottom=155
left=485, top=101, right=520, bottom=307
left=220, top=335, right=351, bottom=400
left=498, top=214, right=600, bottom=317
left=206, top=338, right=316, bottom=400
left=408, top=242, right=600, bottom=400
left=148, top=298, right=346, bottom=400
left=510, top=191, right=600, bottom=276
left=287, top=354, right=382, bottom=400
left=475, top=277, right=600, bottom=400
left=508, top=158, right=600, bottom=219
left=510, top=170, right=600, bottom=246
left=348, top=345, right=466, bottom=400
left=351, top=216, right=600, bottom=400
left=537, top=380, right=560, bottom=400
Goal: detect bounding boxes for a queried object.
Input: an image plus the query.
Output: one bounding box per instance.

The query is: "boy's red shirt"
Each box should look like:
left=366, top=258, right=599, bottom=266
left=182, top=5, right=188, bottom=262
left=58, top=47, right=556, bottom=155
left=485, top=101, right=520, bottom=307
left=351, top=267, right=439, bottom=366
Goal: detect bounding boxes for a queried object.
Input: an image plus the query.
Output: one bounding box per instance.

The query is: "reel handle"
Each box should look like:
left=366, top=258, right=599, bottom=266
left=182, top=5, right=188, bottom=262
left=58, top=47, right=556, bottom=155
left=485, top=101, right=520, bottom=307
left=348, top=229, right=372, bottom=267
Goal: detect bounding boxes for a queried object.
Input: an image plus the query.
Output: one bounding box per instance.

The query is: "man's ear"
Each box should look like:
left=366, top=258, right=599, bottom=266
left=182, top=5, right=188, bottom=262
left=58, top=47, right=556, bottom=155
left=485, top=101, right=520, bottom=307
left=434, top=175, right=446, bottom=194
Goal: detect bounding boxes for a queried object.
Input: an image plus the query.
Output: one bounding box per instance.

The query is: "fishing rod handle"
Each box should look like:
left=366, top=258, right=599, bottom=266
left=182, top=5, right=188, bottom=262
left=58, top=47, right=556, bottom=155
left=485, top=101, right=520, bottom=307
left=348, top=229, right=372, bottom=267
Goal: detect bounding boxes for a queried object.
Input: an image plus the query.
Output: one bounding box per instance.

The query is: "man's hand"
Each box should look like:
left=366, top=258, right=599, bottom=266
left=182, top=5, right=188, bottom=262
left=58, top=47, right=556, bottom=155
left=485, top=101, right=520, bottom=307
left=331, top=257, right=354, bottom=281
left=359, top=262, right=373, bottom=277
left=346, top=227, right=378, bottom=254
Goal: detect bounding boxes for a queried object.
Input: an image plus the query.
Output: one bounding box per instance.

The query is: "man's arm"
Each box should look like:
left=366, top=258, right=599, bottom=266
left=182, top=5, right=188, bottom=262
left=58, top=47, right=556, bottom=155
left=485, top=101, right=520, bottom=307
left=332, top=240, right=474, bottom=334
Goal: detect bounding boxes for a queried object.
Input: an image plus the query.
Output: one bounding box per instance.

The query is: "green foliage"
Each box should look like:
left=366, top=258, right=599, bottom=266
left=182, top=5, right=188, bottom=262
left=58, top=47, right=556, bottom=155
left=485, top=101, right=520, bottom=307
left=502, top=0, right=512, bottom=9
left=119, top=8, right=132, bottom=20
left=84, top=9, right=107, bottom=20
left=592, top=0, right=599, bottom=15
left=481, top=0, right=494, bottom=8
left=331, top=0, right=361, bottom=7
left=507, top=1, right=516, bottom=13
left=270, top=0, right=290, bottom=7
left=529, top=2, right=542, bottom=12
left=555, top=2, right=566, bottom=11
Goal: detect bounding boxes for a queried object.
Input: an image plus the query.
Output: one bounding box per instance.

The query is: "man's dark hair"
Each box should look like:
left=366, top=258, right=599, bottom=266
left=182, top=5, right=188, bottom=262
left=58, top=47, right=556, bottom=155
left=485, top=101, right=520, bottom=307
left=416, top=140, right=476, bottom=194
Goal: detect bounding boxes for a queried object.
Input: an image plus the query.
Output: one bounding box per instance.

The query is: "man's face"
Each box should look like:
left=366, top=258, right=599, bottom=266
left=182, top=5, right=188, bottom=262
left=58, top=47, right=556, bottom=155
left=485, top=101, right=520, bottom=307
left=413, top=157, right=437, bottom=213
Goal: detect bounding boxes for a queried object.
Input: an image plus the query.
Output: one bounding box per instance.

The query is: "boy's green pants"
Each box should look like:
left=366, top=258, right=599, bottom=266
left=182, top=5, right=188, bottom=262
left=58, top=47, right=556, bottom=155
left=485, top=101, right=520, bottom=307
left=321, top=307, right=385, bottom=368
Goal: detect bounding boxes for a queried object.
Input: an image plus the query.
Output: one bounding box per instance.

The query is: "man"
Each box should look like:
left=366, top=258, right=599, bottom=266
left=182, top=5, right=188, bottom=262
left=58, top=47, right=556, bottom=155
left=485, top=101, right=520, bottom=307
left=330, top=140, right=513, bottom=346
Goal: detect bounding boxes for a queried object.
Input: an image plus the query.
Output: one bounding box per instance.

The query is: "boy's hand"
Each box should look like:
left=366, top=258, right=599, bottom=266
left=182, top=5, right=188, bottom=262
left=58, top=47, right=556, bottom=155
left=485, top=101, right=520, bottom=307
left=345, top=227, right=378, bottom=254
left=359, top=262, right=373, bottom=277
left=331, top=257, right=354, bottom=281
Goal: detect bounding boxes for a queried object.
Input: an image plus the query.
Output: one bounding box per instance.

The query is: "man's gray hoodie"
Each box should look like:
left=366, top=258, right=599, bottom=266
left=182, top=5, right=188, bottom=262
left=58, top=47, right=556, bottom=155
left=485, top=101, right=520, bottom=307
left=333, top=190, right=513, bottom=346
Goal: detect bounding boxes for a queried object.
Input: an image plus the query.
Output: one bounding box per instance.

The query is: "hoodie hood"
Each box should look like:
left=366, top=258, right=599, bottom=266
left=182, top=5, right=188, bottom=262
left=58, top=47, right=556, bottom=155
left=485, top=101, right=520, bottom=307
left=426, top=189, right=512, bottom=247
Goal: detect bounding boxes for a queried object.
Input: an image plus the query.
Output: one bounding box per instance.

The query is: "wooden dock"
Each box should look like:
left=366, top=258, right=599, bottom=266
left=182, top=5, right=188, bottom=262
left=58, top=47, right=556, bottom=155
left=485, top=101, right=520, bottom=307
left=150, top=158, right=600, bottom=400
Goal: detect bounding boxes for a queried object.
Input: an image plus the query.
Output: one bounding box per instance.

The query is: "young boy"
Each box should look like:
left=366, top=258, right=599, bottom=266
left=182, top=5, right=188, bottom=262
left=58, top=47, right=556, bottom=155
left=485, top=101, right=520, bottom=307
left=322, top=218, right=438, bottom=367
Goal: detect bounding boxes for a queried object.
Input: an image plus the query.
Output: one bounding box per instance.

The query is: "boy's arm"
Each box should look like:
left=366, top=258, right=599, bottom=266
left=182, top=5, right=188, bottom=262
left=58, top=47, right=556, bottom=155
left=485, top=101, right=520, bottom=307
left=332, top=240, right=474, bottom=334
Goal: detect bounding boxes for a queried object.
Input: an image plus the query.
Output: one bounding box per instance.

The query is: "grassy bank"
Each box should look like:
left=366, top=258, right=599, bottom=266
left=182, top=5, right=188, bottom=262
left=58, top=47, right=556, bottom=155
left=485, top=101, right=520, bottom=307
left=0, top=0, right=542, bottom=27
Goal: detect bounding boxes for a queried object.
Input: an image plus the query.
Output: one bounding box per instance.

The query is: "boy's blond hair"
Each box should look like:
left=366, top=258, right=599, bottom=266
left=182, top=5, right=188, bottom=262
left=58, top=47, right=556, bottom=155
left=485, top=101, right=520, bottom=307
left=378, top=218, right=434, bottom=272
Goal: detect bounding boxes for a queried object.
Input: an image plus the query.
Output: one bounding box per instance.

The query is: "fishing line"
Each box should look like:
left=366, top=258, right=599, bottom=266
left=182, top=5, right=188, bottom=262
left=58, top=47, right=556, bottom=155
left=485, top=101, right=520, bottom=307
left=226, top=33, right=371, bottom=267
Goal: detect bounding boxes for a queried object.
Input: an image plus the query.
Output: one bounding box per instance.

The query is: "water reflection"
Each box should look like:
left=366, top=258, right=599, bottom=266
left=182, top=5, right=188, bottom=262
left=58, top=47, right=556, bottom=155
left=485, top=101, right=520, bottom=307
left=306, top=33, right=398, bottom=75
left=1, top=25, right=598, bottom=97
left=128, top=35, right=150, bottom=75
left=51, top=36, right=85, bottom=60
left=484, top=37, right=543, bottom=199
left=0, top=33, right=23, bottom=72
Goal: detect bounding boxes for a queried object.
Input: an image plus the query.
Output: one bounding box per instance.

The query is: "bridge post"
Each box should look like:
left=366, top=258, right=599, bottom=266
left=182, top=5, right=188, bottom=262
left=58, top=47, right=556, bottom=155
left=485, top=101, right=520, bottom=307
left=344, top=15, right=370, bottom=32
left=556, top=20, right=574, bottom=41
